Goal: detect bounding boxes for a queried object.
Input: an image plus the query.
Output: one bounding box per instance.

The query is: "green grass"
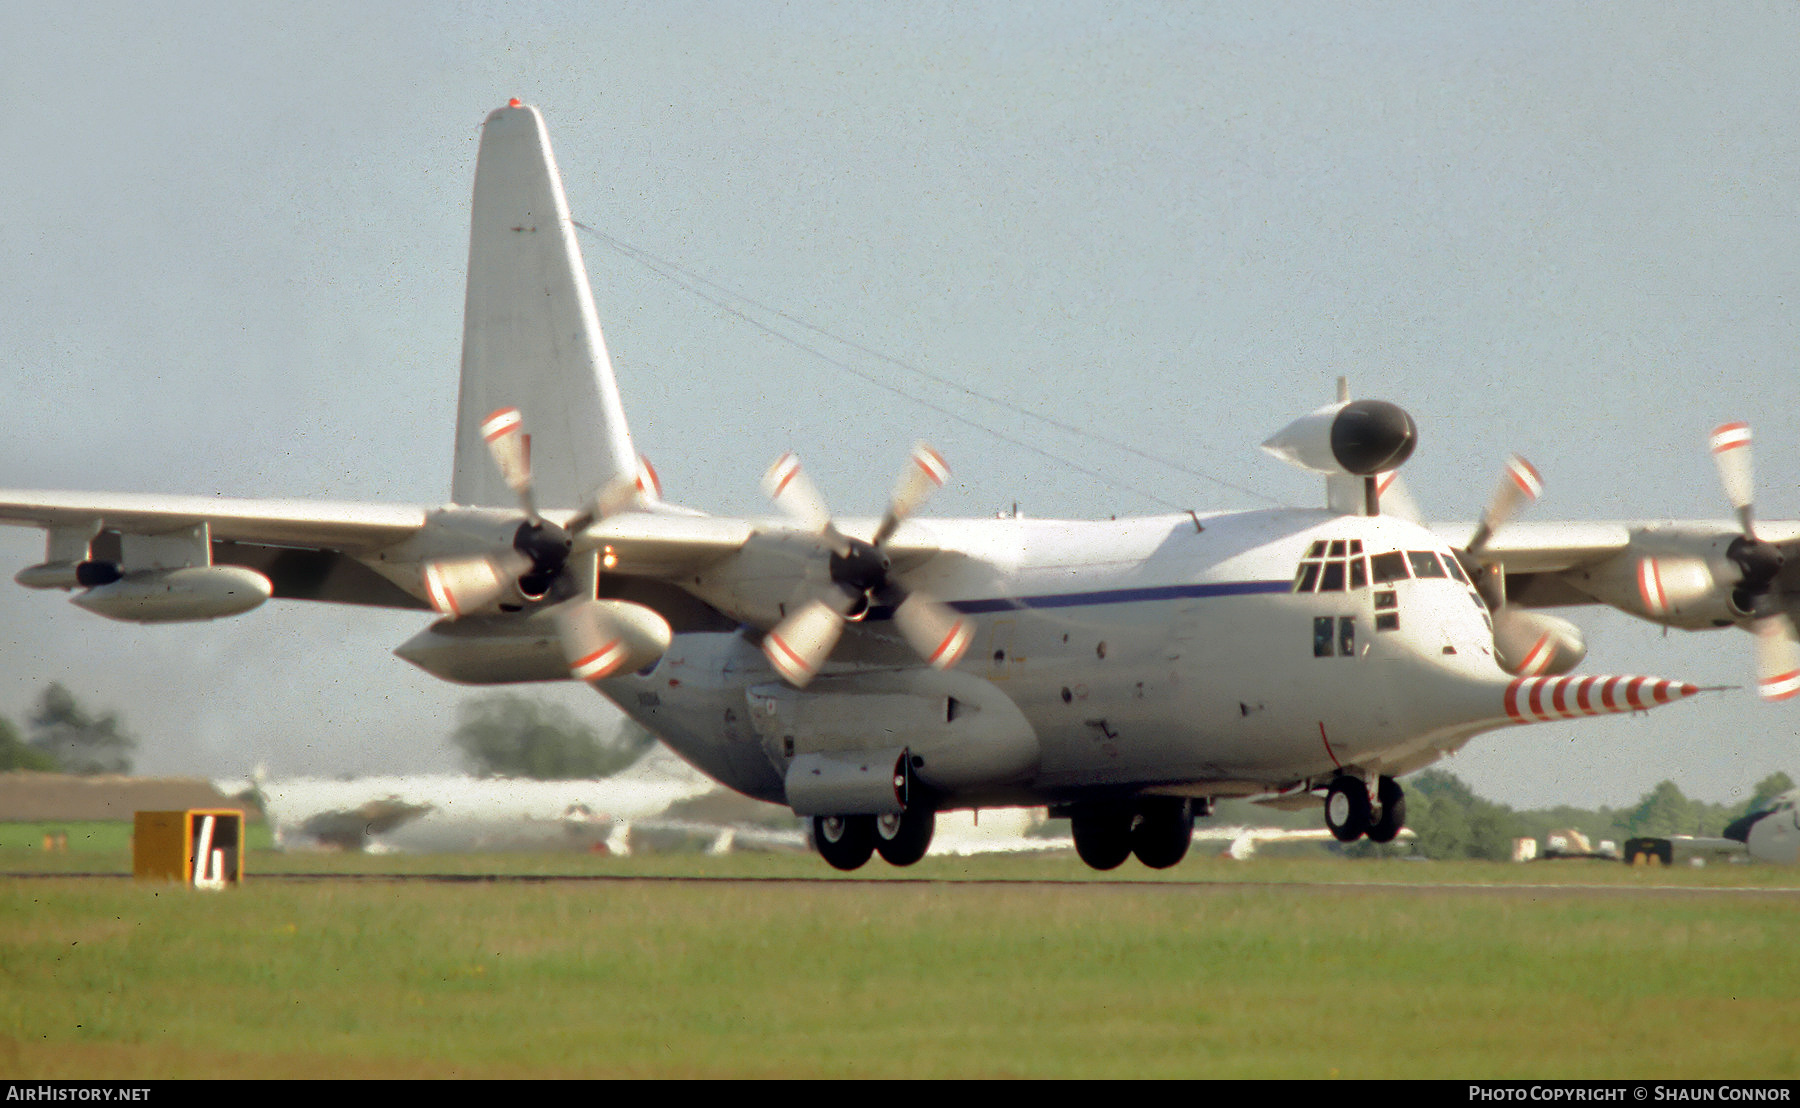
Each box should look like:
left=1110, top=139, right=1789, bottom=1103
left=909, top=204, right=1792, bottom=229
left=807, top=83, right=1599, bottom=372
left=3, top=851, right=1798, bottom=1078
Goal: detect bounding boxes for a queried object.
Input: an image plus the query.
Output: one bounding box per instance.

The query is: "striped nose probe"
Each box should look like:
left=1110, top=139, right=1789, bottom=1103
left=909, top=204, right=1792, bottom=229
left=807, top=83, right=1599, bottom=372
left=1504, top=675, right=1700, bottom=724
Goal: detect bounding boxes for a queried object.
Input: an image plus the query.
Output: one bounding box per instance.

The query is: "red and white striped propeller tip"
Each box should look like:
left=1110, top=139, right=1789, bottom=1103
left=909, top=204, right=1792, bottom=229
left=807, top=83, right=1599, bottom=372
left=1754, top=616, right=1800, bottom=702
left=1709, top=421, right=1754, bottom=515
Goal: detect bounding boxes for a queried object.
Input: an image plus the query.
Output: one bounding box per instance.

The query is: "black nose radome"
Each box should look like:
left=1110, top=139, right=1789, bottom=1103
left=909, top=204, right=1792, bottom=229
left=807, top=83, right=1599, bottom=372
left=1331, top=400, right=1418, bottom=475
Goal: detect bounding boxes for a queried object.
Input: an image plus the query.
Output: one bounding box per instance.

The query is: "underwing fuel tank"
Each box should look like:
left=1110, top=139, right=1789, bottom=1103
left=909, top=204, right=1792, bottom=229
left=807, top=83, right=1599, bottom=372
left=71, top=566, right=273, bottom=623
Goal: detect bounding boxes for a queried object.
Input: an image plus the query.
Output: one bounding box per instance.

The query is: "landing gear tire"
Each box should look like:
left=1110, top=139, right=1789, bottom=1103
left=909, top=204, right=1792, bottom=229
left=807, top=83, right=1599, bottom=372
left=875, top=806, right=936, bottom=866
left=1071, top=804, right=1134, bottom=870
left=813, top=814, right=876, bottom=870
left=1131, top=798, right=1195, bottom=869
left=1324, top=777, right=1372, bottom=843
left=1366, top=777, right=1406, bottom=844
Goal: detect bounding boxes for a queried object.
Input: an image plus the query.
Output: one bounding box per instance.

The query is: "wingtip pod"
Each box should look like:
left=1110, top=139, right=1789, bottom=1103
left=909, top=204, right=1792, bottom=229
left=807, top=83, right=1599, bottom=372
left=1503, top=674, right=1700, bottom=724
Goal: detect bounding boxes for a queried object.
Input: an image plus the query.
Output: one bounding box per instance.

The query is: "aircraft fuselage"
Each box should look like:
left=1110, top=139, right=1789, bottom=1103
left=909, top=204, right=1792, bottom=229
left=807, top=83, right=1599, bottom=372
left=600, top=507, right=1517, bottom=810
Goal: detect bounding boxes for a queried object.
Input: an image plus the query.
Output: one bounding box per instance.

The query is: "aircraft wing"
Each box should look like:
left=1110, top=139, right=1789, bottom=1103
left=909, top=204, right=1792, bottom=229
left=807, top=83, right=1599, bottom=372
left=0, top=491, right=762, bottom=613
left=1429, top=518, right=1800, bottom=614
left=0, top=490, right=429, bottom=551
left=1428, top=520, right=1634, bottom=575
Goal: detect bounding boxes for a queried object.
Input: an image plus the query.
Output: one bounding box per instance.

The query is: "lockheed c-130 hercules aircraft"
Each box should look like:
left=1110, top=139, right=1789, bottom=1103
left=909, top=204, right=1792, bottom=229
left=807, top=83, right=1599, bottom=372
left=2, top=102, right=1794, bottom=871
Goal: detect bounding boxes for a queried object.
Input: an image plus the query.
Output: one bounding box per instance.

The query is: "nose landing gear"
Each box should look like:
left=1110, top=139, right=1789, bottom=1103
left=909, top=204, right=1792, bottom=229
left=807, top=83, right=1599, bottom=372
left=1324, top=774, right=1406, bottom=844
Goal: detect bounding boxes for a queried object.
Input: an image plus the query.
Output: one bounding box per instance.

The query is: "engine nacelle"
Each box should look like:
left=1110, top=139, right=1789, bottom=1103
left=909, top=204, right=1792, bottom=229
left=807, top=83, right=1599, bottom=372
left=1492, top=609, right=1587, bottom=676
left=393, top=599, right=671, bottom=685
left=1572, top=537, right=1747, bottom=629
left=1261, top=399, right=1419, bottom=477
left=71, top=565, right=272, bottom=623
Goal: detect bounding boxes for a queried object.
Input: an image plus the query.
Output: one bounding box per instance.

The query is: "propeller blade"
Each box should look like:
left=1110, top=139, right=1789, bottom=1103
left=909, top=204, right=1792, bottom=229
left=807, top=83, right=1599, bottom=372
left=1373, top=469, right=1422, bottom=523
left=763, top=596, right=847, bottom=687
left=554, top=599, right=631, bottom=681
left=891, top=592, right=974, bottom=671
left=566, top=472, right=648, bottom=537
left=421, top=550, right=532, bottom=618
left=1710, top=421, right=1754, bottom=529
left=874, top=443, right=951, bottom=546
left=481, top=407, right=536, bottom=519
left=1466, top=455, right=1542, bottom=559
left=762, top=452, right=834, bottom=534
left=1753, top=613, right=1800, bottom=702
left=553, top=598, right=673, bottom=682
left=1635, top=556, right=1713, bottom=620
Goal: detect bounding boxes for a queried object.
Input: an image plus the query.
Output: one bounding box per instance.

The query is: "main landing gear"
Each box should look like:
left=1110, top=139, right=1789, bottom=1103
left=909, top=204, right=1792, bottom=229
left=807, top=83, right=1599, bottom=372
left=811, top=805, right=938, bottom=871
left=1323, top=775, right=1406, bottom=844
left=1069, top=798, right=1196, bottom=871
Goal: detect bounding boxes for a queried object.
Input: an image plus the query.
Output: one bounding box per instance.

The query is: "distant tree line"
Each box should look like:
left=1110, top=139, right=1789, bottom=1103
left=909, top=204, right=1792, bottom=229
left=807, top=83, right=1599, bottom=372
left=1379, top=768, right=1796, bottom=860
left=0, top=682, right=136, bottom=775
left=449, top=693, right=655, bottom=779
left=0, top=682, right=656, bottom=782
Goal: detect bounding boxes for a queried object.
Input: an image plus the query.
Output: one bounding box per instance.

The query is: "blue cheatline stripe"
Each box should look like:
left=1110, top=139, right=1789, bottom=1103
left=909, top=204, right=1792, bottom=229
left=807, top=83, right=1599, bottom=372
left=951, top=580, right=1291, bottom=613
left=867, top=580, right=1290, bottom=620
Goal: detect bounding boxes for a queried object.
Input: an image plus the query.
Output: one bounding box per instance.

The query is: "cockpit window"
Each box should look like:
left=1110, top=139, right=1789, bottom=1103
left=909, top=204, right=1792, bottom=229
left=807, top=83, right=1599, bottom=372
left=1292, top=539, right=1382, bottom=594
left=1370, top=551, right=1410, bottom=583
left=1292, top=539, right=1372, bottom=594
left=1408, top=551, right=1448, bottom=579
left=1444, top=555, right=1471, bottom=585
left=1319, top=561, right=1346, bottom=592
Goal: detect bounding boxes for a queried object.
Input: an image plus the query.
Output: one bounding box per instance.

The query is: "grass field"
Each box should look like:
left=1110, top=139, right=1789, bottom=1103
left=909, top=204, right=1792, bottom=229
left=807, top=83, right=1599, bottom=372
left=3, top=847, right=1798, bottom=1079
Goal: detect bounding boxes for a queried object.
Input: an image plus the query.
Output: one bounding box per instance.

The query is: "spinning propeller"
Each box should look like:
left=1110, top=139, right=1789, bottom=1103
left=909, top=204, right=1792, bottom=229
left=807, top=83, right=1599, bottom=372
left=1638, top=423, right=1800, bottom=702
left=759, top=444, right=973, bottom=687
left=1453, top=455, right=1580, bottom=677
left=418, top=407, right=668, bottom=682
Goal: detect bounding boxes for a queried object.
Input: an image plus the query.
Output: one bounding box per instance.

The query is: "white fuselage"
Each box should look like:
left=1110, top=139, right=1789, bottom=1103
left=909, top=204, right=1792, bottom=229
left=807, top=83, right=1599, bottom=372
left=599, top=508, right=1519, bottom=810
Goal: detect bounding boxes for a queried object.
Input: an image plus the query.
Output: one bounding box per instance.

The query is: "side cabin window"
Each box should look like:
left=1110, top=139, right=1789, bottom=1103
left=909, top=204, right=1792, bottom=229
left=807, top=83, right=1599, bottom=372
left=1314, top=615, right=1357, bottom=657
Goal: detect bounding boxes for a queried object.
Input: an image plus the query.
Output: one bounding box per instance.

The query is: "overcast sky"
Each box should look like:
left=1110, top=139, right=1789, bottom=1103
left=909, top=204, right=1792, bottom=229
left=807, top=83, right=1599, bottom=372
left=0, top=2, right=1795, bottom=810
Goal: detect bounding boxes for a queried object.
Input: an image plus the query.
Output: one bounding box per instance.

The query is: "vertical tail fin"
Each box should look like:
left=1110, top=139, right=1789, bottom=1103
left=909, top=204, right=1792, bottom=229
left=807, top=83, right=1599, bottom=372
left=451, top=102, right=638, bottom=510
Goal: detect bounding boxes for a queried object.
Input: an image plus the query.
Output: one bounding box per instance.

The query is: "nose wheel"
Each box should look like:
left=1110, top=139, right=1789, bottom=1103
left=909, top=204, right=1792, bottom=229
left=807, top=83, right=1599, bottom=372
left=1324, top=775, right=1406, bottom=844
